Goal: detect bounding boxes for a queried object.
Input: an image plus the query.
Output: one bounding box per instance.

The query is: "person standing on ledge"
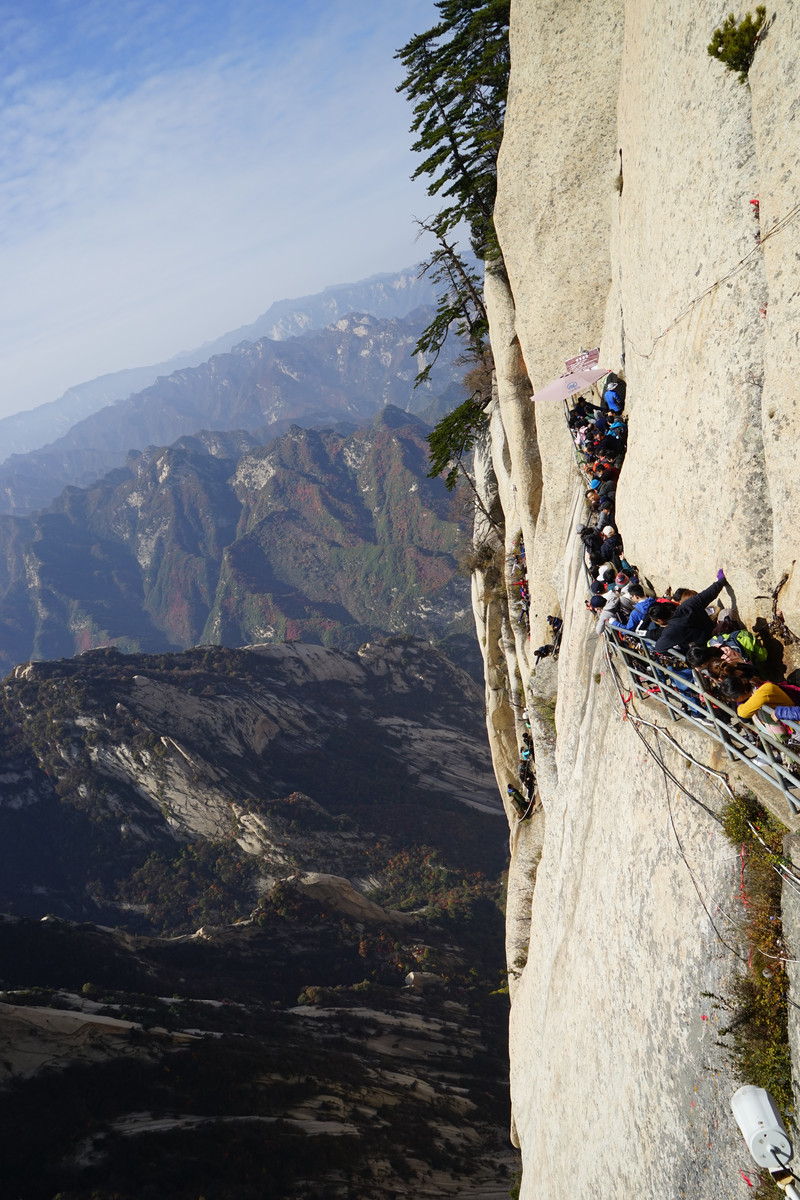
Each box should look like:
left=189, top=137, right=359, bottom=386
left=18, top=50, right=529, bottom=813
left=721, top=673, right=794, bottom=719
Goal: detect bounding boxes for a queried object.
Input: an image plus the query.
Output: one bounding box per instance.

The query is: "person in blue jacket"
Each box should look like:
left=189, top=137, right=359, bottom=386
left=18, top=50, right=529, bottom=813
left=610, top=588, right=655, bottom=632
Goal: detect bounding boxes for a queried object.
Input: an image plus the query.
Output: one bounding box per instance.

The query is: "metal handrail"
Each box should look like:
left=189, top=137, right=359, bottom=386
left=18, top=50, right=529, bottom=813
left=564, top=395, right=800, bottom=814
left=604, top=625, right=800, bottom=814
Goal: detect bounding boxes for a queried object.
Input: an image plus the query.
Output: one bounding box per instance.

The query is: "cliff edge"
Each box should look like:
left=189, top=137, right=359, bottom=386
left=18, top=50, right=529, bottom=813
left=477, top=2, right=800, bottom=1195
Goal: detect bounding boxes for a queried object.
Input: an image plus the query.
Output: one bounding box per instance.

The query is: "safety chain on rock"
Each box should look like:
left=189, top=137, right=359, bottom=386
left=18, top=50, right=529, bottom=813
left=626, top=200, right=800, bottom=361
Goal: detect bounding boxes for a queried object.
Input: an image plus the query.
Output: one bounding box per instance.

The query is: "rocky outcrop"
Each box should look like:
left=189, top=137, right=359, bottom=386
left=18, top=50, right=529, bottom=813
left=0, top=627, right=512, bottom=1200
left=0, top=638, right=502, bottom=923
left=477, top=2, right=800, bottom=1195
left=291, top=872, right=419, bottom=927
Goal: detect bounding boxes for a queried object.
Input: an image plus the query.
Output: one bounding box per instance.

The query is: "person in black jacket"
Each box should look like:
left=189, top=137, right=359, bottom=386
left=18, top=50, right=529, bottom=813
left=577, top=525, right=603, bottom=556
left=653, top=571, right=726, bottom=653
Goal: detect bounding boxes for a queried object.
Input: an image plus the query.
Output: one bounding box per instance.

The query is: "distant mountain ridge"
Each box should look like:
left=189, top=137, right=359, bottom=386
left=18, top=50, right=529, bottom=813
left=0, top=407, right=473, bottom=674
left=0, top=265, right=444, bottom=462
left=0, top=307, right=464, bottom=516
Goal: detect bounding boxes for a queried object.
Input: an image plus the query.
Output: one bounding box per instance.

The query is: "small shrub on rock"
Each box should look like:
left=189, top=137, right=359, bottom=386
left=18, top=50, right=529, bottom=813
left=707, top=7, right=766, bottom=82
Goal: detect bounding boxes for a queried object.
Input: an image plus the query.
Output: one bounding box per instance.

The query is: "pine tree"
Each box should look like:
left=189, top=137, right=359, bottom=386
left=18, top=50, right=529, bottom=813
left=707, top=7, right=766, bottom=83
left=412, top=216, right=489, bottom=389
left=396, top=1, right=510, bottom=508
left=396, top=0, right=510, bottom=260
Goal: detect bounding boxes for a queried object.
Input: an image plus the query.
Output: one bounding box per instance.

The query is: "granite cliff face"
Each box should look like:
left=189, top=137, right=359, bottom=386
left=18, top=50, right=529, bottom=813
left=475, top=2, right=800, bottom=1196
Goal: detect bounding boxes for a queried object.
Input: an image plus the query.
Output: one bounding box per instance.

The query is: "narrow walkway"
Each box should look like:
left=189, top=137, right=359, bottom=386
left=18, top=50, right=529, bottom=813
left=565, top=381, right=800, bottom=817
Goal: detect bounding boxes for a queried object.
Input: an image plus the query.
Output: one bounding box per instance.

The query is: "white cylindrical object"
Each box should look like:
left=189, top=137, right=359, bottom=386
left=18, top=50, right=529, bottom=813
left=731, top=1086, right=794, bottom=1169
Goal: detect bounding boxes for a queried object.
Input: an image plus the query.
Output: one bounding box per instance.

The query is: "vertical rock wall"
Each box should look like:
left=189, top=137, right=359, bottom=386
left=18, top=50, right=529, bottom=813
left=612, top=0, right=772, bottom=612
left=495, top=0, right=625, bottom=643
left=749, top=7, right=800, bottom=624
left=477, top=1, right=800, bottom=1194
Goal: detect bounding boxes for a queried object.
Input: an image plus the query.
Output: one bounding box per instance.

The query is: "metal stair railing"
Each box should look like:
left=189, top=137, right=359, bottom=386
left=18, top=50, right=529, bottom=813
left=604, top=625, right=800, bottom=815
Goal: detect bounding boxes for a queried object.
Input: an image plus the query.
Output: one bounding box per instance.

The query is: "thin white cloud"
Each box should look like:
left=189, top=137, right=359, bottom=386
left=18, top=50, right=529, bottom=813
left=0, top=0, right=444, bottom=417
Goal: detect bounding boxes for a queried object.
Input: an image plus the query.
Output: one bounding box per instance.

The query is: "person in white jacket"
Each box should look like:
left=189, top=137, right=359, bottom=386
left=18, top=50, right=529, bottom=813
left=595, top=583, right=642, bottom=634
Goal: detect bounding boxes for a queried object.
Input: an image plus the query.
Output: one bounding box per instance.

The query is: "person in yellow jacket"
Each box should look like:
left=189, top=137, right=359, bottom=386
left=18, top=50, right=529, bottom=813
left=721, top=673, right=794, bottom=718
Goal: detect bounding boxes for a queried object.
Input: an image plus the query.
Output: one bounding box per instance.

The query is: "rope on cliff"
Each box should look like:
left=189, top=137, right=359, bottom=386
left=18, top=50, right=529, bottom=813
left=515, top=794, right=538, bottom=823
left=626, top=199, right=800, bottom=361
left=602, top=640, right=725, bottom=817
left=598, top=639, right=745, bottom=958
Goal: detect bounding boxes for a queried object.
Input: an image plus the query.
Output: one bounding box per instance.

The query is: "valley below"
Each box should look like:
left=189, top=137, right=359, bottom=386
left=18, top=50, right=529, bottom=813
left=0, top=637, right=513, bottom=1199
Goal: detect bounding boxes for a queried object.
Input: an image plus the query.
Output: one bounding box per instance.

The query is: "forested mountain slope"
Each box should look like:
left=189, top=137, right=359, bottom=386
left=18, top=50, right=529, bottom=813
left=0, top=310, right=464, bottom=516
left=0, top=637, right=512, bottom=1200
left=0, top=409, right=474, bottom=674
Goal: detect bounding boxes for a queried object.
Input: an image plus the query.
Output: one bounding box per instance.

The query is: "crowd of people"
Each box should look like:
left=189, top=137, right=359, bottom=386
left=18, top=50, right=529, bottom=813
left=568, top=376, right=800, bottom=757
left=508, top=534, right=530, bottom=631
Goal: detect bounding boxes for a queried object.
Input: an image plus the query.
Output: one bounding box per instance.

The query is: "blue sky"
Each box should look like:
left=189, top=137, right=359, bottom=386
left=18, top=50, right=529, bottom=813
left=0, top=0, right=441, bottom=417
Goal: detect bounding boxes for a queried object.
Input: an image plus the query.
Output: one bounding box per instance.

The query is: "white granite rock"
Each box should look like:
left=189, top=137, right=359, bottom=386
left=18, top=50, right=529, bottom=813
left=479, top=1, right=800, bottom=1194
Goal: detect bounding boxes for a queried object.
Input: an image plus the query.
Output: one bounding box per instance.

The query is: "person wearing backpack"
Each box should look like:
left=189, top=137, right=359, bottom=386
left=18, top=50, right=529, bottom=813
left=595, top=584, right=639, bottom=633
left=610, top=587, right=655, bottom=632
left=577, top=525, right=603, bottom=556
left=708, top=627, right=768, bottom=665
left=721, top=673, right=794, bottom=719
left=598, top=526, right=624, bottom=565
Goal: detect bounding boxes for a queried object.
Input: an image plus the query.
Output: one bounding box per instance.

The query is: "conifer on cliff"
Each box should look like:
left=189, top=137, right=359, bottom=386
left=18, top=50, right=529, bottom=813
left=395, top=0, right=510, bottom=260
left=396, top=1, right=509, bottom=502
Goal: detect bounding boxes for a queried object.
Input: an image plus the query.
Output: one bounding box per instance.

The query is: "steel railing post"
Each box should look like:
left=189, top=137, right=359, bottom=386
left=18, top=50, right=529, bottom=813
left=690, top=668, right=734, bottom=760
left=639, top=637, right=680, bottom=722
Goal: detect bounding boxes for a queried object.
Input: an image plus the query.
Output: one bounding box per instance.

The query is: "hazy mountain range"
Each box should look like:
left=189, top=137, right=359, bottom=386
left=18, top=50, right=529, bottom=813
left=0, top=306, right=465, bottom=517
left=0, top=265, right=447, bottom=463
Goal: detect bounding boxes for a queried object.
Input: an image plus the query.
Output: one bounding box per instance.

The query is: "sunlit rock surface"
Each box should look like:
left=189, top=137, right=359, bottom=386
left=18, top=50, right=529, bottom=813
left=479, top=1, right=800, bottom=1195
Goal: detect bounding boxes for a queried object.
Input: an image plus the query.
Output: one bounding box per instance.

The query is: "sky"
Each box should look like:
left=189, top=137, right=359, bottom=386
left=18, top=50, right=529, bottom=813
left=0, top=0, right=442, bottom=419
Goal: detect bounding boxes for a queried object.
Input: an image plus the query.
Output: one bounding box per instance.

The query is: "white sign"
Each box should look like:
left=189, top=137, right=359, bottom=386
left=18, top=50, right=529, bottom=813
left=565, top=347, right=600, bottom=373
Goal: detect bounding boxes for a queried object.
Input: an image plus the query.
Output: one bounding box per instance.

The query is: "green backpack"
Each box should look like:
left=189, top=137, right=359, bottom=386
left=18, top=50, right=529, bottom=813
left=709, top=628, right=767, bottom=663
